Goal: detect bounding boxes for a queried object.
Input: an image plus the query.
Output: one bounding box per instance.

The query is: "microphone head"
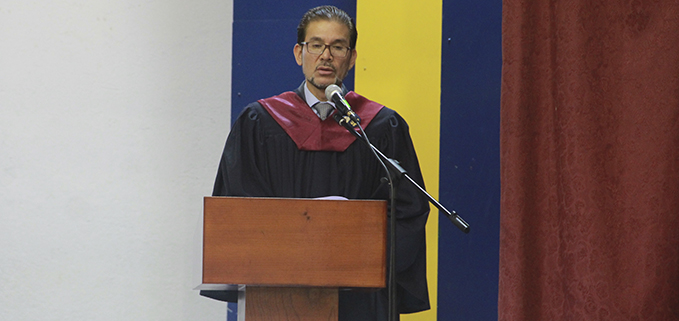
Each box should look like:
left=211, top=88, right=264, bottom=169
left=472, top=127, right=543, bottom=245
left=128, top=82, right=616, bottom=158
left=325, top=84, right=342, bottom=101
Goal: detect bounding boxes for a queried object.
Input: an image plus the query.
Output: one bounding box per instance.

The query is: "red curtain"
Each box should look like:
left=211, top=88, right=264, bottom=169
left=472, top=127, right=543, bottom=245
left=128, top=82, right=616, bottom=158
left=499, top=1, right=679, bottom=320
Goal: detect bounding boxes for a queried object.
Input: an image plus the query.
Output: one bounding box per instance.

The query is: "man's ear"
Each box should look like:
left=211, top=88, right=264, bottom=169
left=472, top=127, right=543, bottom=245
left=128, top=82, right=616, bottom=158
left=348, top=49, right=358, bottom=70
left=293, top=44, right=303, bottom=66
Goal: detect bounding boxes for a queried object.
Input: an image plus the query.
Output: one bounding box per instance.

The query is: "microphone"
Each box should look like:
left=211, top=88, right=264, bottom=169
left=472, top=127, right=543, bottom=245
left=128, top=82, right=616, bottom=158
left=325, top=84, right=361, bottom=126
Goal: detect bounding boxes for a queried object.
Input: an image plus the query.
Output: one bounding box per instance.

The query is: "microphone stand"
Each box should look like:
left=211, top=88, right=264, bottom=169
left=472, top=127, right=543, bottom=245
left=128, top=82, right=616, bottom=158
left=332, top=114, right=470, bottom=321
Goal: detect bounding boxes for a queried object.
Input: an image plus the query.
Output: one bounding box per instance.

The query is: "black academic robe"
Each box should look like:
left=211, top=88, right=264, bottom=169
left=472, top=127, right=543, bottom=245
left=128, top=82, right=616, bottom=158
left=201, top=83, right=430, bottom=320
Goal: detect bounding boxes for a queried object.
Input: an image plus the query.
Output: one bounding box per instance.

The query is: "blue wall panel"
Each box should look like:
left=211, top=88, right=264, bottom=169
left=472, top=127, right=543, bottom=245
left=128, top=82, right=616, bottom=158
left=229, top=2, right=356, bottom=319
left=438, top=0, right=502, bottom=320
left=231, top=1, right=355, bottom=123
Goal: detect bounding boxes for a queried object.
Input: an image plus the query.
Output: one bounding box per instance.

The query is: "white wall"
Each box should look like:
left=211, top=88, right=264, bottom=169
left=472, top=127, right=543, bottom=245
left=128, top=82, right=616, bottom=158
left=0, top=1, right=232, bottom=319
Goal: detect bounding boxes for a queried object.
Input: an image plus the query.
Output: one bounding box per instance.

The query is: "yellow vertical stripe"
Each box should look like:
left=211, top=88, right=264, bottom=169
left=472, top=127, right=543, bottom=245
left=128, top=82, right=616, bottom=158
left=355, top=2, right=442, bottom=320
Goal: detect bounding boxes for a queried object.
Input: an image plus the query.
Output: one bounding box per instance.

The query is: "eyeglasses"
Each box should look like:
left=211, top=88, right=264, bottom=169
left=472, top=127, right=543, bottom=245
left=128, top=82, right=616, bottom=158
left=300, top=41, right=352, bottom=58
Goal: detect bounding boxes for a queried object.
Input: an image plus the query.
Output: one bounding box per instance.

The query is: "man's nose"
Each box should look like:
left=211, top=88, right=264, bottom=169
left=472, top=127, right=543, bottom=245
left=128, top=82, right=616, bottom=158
left=320, top=46, right=333, bottom=60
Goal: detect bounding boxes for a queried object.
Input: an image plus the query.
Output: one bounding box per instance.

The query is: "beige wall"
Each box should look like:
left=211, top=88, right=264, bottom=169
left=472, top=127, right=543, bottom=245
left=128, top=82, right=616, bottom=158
left=0, top=1, right=233, bottom=319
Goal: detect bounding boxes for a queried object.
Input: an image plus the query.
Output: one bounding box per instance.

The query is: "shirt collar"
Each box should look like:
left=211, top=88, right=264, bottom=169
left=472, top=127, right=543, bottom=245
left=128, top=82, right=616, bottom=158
left=303, top=81, right=335, bottom=108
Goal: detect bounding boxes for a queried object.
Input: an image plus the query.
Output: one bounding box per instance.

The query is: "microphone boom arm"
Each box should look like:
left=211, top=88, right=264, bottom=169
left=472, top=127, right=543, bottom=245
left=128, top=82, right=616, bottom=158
left=333, top=114, right=470, bottom=233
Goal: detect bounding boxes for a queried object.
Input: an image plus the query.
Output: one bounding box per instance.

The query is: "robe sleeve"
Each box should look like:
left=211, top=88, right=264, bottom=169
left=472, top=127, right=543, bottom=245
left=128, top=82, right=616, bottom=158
left=212, top=103, right=274, bottom=197
left=200, top=103, right=273, bottom=303
left=368, top=109, right=432, bottom=313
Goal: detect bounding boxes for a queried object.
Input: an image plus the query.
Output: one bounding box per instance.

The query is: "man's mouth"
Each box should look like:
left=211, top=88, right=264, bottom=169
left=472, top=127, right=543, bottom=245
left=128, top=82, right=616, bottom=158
left=316, top=65, right=335, bottom=76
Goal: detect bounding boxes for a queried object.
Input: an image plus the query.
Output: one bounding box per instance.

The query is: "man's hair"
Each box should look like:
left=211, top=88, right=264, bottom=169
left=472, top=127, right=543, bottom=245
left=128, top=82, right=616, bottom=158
left=297, top=5, right=358, bottom=49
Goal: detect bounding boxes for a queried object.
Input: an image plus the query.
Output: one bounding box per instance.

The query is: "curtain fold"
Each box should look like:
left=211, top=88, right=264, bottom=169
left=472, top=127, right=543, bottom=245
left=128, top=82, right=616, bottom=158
left=499, top=1, right=679, bottom=320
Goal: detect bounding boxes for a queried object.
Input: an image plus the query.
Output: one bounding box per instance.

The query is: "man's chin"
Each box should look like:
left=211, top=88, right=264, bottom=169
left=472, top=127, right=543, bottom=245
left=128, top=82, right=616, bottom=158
left=309, top=78, right=341, bottom=90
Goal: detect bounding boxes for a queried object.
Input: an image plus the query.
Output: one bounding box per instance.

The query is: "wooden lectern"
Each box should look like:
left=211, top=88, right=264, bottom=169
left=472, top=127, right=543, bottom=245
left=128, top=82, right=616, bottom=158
left=200, top=196, right=387, bottom=321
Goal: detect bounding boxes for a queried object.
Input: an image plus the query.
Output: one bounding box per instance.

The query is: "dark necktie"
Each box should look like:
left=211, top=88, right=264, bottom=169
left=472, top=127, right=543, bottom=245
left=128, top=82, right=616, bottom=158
left=313, top=102, right=334, bottom=121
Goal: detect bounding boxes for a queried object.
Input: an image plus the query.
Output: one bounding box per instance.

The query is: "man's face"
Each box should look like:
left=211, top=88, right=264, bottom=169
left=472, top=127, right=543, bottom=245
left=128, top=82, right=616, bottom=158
left=294, top=19, right=357, bottom=99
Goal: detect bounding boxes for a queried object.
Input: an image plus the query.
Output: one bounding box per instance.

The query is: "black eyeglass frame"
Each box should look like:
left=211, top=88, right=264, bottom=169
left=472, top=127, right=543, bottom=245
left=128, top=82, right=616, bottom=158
left=299, top=41, right=353, bottom=58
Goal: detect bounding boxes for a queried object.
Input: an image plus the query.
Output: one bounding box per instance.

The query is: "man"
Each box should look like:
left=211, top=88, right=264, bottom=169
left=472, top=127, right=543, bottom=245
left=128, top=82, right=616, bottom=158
left=201, top=5, right=430, bottom=320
